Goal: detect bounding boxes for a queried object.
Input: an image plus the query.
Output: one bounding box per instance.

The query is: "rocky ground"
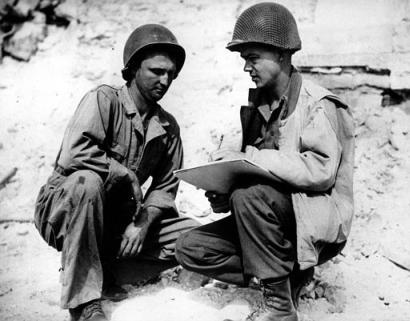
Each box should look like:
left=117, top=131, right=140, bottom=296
left=1, top=0, right=410, bottom=320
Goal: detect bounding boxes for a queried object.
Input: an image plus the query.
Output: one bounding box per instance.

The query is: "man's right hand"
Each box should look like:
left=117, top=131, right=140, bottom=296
left=205, top=191, right=230, bottom=213
left=117, top=219, right=149, bottom=258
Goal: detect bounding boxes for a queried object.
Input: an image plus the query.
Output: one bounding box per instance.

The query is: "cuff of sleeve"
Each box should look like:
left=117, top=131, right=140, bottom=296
left=245, top=145, right=259, bottom=162
left=144, top=191, right=177, bottom=214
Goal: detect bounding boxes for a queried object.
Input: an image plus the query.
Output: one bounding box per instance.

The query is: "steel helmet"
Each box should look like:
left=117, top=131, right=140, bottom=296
left=226, top=2, right=301, bottom=52
left=121, top=24, right=186, bottom=80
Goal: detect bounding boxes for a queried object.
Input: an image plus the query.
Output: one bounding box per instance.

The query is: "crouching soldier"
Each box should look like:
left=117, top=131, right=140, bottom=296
left=176, top=3, right=354, bottom=321
left=34, top=24, right=198, bottom=321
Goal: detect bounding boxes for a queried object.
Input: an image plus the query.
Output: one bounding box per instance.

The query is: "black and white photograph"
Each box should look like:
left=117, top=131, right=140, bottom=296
left=0, top=1, right=409, bottom=320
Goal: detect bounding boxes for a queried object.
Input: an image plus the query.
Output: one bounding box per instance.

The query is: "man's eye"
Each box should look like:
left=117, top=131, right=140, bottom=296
left=243, top=56, right=257, bottom=65
left=151, top=69, right=164, bottom=75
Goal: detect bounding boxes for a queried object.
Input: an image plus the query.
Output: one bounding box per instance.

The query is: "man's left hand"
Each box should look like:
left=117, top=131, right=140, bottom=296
left=210, top=149, right=246, bottom=162
left=205, top=191, right=230, bottom=213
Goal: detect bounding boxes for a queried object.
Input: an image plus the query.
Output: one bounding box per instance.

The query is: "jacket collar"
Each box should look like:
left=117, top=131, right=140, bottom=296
left=119, top=85, right=170, bottom=139
left=120, top=85, right=170, bottom=122
left=246, top=66, right=302, bottom=120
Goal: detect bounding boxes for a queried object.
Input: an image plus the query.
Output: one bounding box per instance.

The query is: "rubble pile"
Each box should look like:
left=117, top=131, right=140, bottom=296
left=0, top=0, right=70, bottom=62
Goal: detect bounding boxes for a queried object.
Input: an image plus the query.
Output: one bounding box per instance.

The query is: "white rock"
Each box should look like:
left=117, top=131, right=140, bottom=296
left=3, top=21, right=47, bottom=61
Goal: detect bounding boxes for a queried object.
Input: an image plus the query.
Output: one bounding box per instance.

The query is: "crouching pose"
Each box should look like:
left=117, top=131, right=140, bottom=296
left=34, top=24, right=198, bottom=321
left=176, top=3, right=354, bottom=321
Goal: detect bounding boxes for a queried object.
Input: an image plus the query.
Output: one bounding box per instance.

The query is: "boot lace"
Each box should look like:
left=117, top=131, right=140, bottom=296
left=82, top=300, right=104, bottom=320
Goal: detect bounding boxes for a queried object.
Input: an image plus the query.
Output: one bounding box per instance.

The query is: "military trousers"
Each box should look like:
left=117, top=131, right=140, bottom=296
left=175, top=180, right=296, bottom=285
left=34, top=169, right=198, bottom=309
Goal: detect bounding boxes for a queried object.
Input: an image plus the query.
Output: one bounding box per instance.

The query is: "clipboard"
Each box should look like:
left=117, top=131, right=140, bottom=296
left=174, top=159, right=274, bottom=193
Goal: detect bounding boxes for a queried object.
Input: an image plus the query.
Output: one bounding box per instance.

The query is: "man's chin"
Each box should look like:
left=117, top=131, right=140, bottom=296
left=150, top=93, right=165, bottom=102
left=154, top=90, right=168, bottom=100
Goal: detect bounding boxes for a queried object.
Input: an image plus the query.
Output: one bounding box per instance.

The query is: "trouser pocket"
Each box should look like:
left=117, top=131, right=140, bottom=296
left=34, top=172, right=66, bottom=251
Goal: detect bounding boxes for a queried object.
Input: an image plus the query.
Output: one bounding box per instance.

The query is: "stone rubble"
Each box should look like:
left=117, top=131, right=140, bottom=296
left=0, top=0, right=68, bottom=62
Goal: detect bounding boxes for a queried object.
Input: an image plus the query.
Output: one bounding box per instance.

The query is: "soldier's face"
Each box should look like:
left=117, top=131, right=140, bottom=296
left=240, top=45, right=282, bottom=89
left=135, top=52, right=177, bottom=102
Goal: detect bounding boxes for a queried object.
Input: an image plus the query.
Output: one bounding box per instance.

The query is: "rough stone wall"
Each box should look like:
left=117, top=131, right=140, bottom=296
left=239, top=0, right=410, bottom=111
left=276, top=0, right=410, bottom=90
left=2, top=0, right=409, bottom=93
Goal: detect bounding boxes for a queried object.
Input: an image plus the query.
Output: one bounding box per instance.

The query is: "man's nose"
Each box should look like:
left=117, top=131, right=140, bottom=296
left=159, top=74, right=171, bottom=86
left=243, top=60, right=252, bottom=72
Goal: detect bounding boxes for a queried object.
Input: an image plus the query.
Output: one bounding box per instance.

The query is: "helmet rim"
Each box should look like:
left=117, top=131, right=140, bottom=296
left=122, top=24, right=186, bottom=80
left=226, top=40, right=299, bottom=53
left=227, top=2, right=302, bottom=53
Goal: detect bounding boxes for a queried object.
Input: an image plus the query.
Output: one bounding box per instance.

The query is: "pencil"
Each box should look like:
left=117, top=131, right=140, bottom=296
left=217, top=134, right=224, bottom=150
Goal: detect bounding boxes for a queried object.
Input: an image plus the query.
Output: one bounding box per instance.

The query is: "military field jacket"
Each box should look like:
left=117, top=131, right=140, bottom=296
left=241, top=76, right=355, bottom=269
left=55, top=85, right=183, bottom=214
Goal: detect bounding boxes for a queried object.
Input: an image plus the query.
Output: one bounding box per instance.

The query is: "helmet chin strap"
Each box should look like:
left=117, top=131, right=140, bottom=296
left=121, top=66, right=129, bottom=81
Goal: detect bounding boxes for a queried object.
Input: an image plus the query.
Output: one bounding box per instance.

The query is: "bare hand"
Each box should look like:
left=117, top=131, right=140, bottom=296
left=205, top=191, right=230, bottom=213
left=117, top=220, right=149, bottom=258
left=210, top=149, right=246, bottom=162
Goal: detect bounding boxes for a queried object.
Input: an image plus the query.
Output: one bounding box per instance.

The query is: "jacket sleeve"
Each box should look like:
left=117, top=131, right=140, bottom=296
left=143, top=128, right=183, bottom=214
left=245, top=99, right=342, bottom=192
left=58, top=88, right=137, bottom=192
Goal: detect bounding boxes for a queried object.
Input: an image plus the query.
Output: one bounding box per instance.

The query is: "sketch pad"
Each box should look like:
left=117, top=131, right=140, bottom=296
left=174, top=159, right=274, bottom=193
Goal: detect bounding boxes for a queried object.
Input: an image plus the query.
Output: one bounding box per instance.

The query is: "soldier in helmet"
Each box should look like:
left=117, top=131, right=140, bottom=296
left=34, top=24, right=198, bottom=321
left=176, top=3, right=354, bottom=321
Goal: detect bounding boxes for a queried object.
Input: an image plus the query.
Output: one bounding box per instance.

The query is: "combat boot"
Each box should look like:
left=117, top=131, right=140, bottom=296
left=69, top=299, right=107, bottom=321
left=290, top=267, right=314, bottom=308
left=257, top=277, right=298, bottom=321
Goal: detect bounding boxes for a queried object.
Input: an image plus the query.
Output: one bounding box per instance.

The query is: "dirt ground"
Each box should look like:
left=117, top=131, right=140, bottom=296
left=1, top=1, right=410, bottom=320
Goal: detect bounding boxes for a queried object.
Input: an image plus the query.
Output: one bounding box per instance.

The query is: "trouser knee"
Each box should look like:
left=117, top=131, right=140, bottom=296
left=230, top=184, right=264, bottom=219
left=34, top=170, right=106, bottom=251
left=64, top=170, right=105, bottom=202
left=56, top=170, right=105, bottom=249
left=230, top=185, right=253, bottom=208
left=175, top=230, right=211, bottom=269
left=230, top=182, right=293, bottom=223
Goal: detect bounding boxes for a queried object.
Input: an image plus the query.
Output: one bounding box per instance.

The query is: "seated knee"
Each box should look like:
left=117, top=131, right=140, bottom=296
left=230, top=184, right=259, bottom=206
left=65, top=170, right=104, bottom=199
left=175, top=230, right=213, bottom=266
